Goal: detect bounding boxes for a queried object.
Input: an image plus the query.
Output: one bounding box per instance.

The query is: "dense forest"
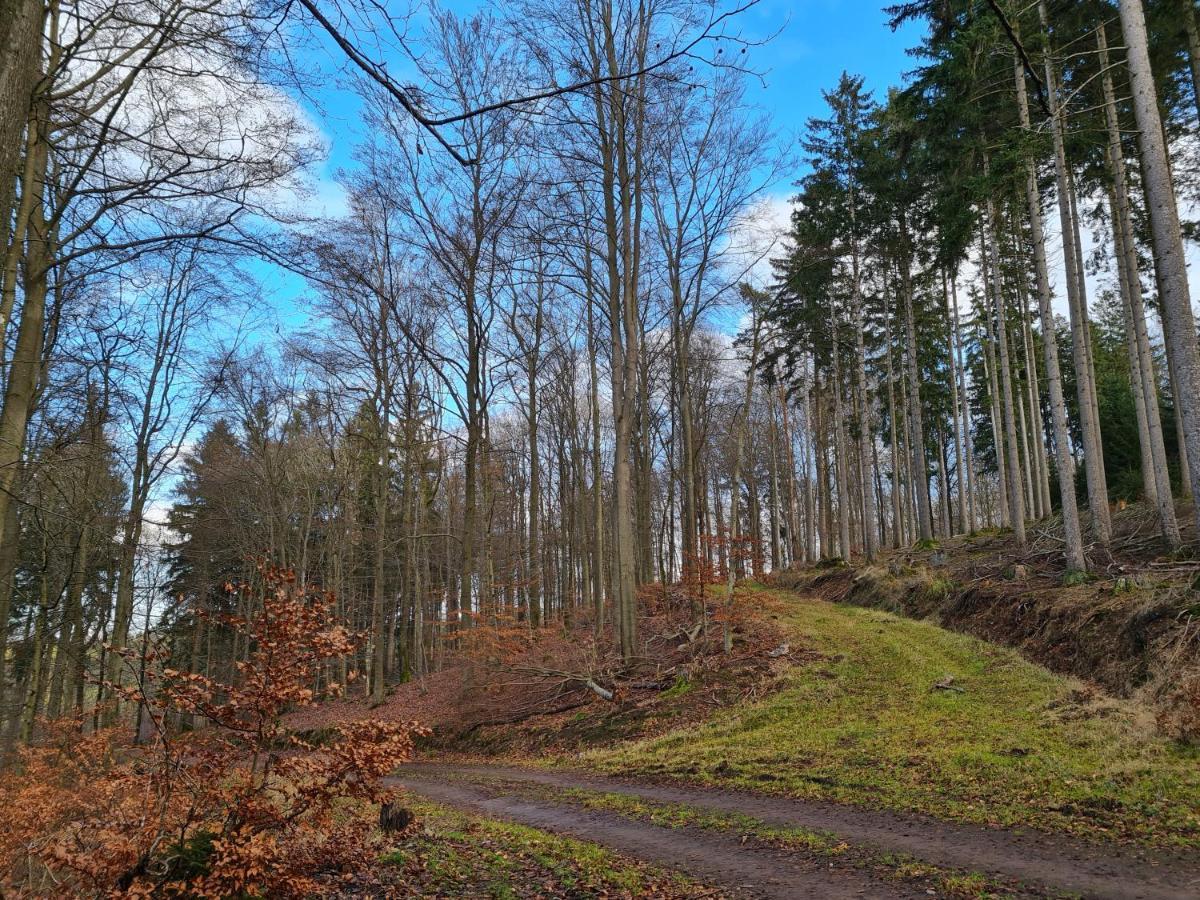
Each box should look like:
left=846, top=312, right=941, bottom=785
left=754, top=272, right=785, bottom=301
left=4, top=0, right=1200, bottom=896
left=3, top=0, right=1197, bottom=729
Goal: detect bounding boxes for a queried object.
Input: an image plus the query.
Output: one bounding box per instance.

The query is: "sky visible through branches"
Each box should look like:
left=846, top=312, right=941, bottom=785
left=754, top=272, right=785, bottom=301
left=262, top=0, right=925, bottom=333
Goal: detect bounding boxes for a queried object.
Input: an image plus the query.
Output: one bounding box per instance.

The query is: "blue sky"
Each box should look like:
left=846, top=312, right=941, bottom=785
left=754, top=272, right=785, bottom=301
left=301, top=0, right=925, bottom=184
left=262, top=1, right=926, bottom=322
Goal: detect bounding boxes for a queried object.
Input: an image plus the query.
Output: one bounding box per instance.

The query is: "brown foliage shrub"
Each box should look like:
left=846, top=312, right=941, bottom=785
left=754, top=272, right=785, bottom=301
left=0, top=564, right=426, bottom=898
left=1157, top=668, right=1200, bottom=743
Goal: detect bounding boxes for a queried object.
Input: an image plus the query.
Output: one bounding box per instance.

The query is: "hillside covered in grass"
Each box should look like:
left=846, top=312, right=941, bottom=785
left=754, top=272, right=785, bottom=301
left=583, top=585, right=1200, bottom=848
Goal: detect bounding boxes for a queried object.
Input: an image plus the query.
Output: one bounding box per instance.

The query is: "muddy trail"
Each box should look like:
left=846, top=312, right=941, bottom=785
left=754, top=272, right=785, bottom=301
left=390, top=762, right=1200, bottom=900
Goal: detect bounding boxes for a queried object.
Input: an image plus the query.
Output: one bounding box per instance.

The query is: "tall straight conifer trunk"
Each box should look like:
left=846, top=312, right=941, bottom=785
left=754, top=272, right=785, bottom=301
left=1038, top=0, right=1111, bottom=547
left=1119, top=0, right=1200, bottom=538
left=1011, top=50, right=1085, bottom=572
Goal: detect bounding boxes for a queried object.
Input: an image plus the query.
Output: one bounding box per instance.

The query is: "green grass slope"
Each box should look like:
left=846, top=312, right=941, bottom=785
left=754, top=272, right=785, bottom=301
left=580, top=587, right=1200, bottom=847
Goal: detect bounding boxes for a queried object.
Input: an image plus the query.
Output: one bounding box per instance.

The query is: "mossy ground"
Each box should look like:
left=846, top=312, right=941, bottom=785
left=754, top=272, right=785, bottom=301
left=580, top=587, right=1200, bottom=847
left=379, top=800, right=705, bottom=897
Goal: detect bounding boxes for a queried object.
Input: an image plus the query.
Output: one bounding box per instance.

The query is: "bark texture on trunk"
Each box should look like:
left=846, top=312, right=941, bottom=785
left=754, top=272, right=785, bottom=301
left=1013, top=51, right=1085, bottom=572
left=1119, top=0, right=1200, bottom=538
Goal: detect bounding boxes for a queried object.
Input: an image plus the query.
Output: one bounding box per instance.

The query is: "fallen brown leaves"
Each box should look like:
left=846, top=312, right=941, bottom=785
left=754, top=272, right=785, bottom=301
left=0, top=564, right=426, bottom=898
left=1158, top=667, right=1200, bottom=741
left=288, top=579, right=791, bottom=757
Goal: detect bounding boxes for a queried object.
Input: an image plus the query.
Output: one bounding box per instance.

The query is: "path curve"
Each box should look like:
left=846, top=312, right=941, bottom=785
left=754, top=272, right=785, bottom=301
left=391, top=762, right=1200, bottom=900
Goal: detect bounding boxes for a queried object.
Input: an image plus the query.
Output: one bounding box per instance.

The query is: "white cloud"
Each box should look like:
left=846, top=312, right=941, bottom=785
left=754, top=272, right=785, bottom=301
left=724, top=191, right=792, bottom=290
left=53, top=1, right=345, bottom=226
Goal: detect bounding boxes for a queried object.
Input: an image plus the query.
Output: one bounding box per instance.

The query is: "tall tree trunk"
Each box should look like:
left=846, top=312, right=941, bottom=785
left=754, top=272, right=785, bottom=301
left=593, top=0, right=648, bottom=664
left=1013, top=329, right=1036, bottom=518
left=636, top=349, right=654, bottom=584
left=747, top=451, right=763, bottom=578
left=1098, top=24, right=1180, bottom=546
left=525, top=297, right=543, bottom=628
left=724, top=313, right=763, bottom=651
left=1119, top=0, right=1200, bottom=535
left=1038, top=0, right=1111, bottom=546
left=780, top=389, right=801, bottom=567
left=0, top=0, right=41, bottom=305
left=898, top=230, right=933, bottom=542
left=813, top=375, right=830, bottom=556
left=58, top=392, right=101, bottom=720
left=850, top=224, right=878, bottom=559
left=1068, top=170, right=1110, bottom=518
left=1182, top=0, right=1200, bottom=125
left=586, top=292, right=605, bottom=635
left=673, top=294, right=699, bottom=581
left=457, top=279, right=484, bottom=631
left=884, top=293, right=904, bottom=546
left=0, top=499, right=19, bottom=726
left=1013, top=50, right=1086, bottom=571
left=981, top=169, right=1027, bottom=546
left=830, top=328, right=852, bottom=559
left=18, top=537, right=49, bottom=744
left=951, top=280, right=977, bottom=532
left=1018, top=279, right=1053, bottom=520
left=0, top=93, right=49, bottom=591
left=802, top=386, right=819, bottom=561
left=370, top=410, right=390, bottom=702
left=768, top=402, right=783, bottom=570
left=936, top=425, right=952, bottom=537
left=978, top=234, right=1009, bottom=530
left=943, top=271, right=967, bottom=534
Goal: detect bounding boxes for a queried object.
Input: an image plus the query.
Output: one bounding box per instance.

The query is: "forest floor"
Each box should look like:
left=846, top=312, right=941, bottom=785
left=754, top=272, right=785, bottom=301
left=780, top=503, right=1200, bottom=713
left=378, top=580, right=1200, bottom=898
left=365, top=797, right=714, bottom=897
left=580, top=588, right=1200, bottom=848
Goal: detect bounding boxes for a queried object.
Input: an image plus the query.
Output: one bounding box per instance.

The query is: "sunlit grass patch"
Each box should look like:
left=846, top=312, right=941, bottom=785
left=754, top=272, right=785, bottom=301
left=580, top=587, right=1200, bottom=847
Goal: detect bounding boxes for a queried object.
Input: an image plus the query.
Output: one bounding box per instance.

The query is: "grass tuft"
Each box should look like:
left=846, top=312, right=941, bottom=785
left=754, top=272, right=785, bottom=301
left=380, top=800, right=704, bottom=897
left=1061, top=569, right=1092, bottom=587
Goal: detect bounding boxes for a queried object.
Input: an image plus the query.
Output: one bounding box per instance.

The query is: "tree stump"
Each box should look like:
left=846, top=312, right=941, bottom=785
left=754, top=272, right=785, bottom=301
left=379, top=801, right=414, bottom=834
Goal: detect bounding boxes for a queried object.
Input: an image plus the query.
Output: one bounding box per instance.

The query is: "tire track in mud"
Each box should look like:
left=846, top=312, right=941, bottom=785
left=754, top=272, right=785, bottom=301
left=393, top=771, right=929, bottom=899
left=391, top=762, right=1200, bottom=900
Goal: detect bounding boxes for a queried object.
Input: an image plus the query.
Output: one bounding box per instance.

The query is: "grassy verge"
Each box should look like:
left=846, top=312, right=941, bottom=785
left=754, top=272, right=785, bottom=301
left=378, top=799, right=706, bottom=897
left=579, top=587, right=1200, bottom=847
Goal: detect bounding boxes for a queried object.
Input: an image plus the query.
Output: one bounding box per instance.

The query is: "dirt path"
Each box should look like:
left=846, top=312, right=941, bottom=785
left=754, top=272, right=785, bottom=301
left=393, top=769, right=929, bottom=899
left=391, top=762, right=1200, bottom=900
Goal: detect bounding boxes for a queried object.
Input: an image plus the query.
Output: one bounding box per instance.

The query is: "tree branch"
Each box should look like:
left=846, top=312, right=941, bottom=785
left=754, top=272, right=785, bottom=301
left=294, top=0, right=762, bottom=165
left=982, top=0, right=1052, bottom=119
